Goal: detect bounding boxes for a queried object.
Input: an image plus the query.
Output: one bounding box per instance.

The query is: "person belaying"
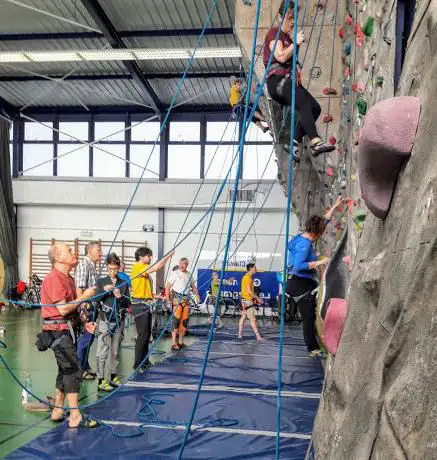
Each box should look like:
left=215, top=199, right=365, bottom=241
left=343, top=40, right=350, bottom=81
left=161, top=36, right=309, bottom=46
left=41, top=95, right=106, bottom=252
left=95, top=253, right=130, bottom=392
left=286, top=196, right=343, bottom=356
left=229, top=78, right=270, bottom=134
left=263, top=0, right=335, bottom=161
left=39, top=243, right=97, bottom=428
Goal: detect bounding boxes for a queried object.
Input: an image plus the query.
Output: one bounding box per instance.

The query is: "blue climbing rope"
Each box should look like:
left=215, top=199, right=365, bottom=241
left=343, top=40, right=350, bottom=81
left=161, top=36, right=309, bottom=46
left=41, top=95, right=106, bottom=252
left=177, top=1, right=264, bottom=457
left=276, top=0, right=300, bottom=458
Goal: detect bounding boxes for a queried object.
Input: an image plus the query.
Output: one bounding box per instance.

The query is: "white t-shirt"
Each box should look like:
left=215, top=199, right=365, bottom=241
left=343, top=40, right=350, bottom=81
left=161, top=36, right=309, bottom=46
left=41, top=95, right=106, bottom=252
left=168, top=270, right=195, bottom=295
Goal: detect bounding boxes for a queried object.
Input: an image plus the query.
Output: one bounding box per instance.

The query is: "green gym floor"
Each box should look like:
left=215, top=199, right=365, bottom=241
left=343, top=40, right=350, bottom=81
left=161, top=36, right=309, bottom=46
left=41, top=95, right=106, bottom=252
left=0, top=306, right=190, bottom=458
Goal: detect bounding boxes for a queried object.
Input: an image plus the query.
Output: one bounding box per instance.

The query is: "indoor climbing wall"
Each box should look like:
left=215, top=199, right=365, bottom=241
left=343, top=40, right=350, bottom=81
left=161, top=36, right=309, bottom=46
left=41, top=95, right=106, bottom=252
left=235, top=0, right=345, bottom=239
left=312, top=0, right=437, bottom=457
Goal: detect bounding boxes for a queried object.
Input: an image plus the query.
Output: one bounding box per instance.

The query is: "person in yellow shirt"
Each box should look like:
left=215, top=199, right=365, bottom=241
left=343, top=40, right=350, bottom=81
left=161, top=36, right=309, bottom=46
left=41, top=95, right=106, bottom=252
left=130, top=246, right=174, bottom=371
left=238, top=263, right=264, bottom=340
left=229, top=78, right=270, bottom=134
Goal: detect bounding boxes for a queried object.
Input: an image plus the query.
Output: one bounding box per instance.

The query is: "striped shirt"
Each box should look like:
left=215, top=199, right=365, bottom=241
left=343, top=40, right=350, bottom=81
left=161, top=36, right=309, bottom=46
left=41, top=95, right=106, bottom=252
left=75, top=256, right=98, bottom=290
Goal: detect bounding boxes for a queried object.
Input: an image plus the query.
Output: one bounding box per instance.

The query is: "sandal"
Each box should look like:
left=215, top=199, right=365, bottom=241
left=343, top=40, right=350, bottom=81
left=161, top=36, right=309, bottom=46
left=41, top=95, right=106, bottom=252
left=69, top=417, right=99, bottom=429
left=179, top=343, right=186, bottom=349
left=171, top=344, right=181, bottom=351
left=82, top=371, right=96, bottom=381
left=311, top=140, right=335, bottom=157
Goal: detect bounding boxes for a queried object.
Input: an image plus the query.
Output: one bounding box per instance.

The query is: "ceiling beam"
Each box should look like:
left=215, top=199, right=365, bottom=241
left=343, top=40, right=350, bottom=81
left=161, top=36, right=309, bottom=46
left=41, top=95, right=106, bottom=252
left=0, top=71, right=243, bottom=82
left=80, top=0, right=163, bottom=114
left=0, top=28, right=235, bottom=42
left=25, top=104, right=231, bottom=115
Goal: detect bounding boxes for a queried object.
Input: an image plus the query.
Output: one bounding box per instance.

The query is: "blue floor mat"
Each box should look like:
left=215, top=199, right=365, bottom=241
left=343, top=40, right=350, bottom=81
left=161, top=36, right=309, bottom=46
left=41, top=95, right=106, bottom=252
left=6, top=323, right=323, bottom=459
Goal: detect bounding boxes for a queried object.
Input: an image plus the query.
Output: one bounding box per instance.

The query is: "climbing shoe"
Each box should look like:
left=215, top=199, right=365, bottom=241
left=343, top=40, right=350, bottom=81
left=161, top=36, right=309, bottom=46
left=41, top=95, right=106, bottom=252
left=308, top=349, right=322, bottom=358
left=110, top=376, right=122, bottom=387
left=97, top=380, right=114, bottom=392
left=310, top=140, right=335, bottom=157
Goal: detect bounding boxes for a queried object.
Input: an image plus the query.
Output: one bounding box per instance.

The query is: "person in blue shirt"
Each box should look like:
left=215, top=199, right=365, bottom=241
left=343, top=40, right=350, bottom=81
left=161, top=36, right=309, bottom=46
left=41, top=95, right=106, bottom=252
left=286, top=196, right=343, bottom=356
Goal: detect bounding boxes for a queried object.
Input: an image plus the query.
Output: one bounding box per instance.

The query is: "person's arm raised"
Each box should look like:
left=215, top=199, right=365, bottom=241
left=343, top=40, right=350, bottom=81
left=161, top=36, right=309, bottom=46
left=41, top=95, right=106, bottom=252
left=145, top=250, right=175, bottom=275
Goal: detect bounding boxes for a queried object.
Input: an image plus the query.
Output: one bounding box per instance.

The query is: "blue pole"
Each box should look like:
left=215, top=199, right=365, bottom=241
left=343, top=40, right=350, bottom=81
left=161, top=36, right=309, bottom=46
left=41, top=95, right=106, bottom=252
left=276, top=0, right=299, bottom=458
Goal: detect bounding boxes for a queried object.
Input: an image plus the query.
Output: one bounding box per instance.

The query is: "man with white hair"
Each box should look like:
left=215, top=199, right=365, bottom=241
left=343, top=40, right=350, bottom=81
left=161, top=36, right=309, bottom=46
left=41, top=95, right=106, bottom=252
left=40, top=242, right=97, bottom=428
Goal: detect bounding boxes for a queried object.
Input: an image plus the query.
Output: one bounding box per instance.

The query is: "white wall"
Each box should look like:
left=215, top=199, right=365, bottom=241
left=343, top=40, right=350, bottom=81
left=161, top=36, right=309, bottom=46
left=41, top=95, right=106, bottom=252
left=13, top=177, right=297, bottom=281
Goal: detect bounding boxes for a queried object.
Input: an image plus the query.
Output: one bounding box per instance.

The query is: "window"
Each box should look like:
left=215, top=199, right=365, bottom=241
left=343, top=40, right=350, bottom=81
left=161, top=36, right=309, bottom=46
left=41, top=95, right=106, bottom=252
left=93, top=144, right=126, bottom=177
left=207, top=121, right=239, bottom=142
left=204, top=144, right=238, bottom=180
left=57, top=144, right=89, bottom=177
left=22, top=144, right=53, bottom=176
left=59, top=122, right=89, bottom=141
left=243, top=145, right=277, bottom=180
left=167, top=145, right=201, bottom=179
left=25, top=122, right=53, bottom=141
left=130, top=145, right=159, bottom=179
left=94, top=122, right=125, bottom=142
left=170, top=122, right=200, bottom=142
left=131, top=120, right=160, bottom=142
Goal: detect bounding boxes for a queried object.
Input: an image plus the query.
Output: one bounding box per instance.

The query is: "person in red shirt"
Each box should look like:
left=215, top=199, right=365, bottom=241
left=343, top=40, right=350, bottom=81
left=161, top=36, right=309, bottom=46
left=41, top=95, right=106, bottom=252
left=263, top=0, right=335, bottom=161
left=40, top=242, right=97, bottom=428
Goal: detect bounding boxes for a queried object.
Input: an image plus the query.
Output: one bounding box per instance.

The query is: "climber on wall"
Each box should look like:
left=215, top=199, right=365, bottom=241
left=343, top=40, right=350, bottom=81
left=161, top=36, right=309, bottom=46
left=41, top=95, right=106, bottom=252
left=263, top=0, right=335, bottom=161
left=286, top=196, right=343, bottom=357
left=229, top=77, right=270, bottom=134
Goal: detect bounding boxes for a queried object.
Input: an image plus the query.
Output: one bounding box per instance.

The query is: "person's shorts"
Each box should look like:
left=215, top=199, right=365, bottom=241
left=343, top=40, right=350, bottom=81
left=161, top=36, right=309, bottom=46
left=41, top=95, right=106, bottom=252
left=241, top=300, right=256, bottom=320
left=172, top=296, right=190, bottom=332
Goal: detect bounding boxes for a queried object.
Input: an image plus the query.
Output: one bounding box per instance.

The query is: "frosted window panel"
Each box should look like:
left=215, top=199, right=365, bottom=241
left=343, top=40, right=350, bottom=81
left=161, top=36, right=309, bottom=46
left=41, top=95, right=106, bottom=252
left=170, top=122, right=200, bottom=142
left=94, top=122, right=125, bottom=141
left=93, top=144, right=126, bottom=178
left=23, top=144, right=53, bottom=176
left=244, top=120, right=272, bottom=143
left=57, top=144, right=89, bottom=177
left=206, top=121, right=239, bottom=142
left=59, top=122, right=89, bottom=141
left=130, top=144, right=160, bottom=179
left=131, top=120, right=160, bottom=142
left=167, top=145, right=200, bottom=179
left=25, top=122, right=53, bottom=141
left=204, top=144, right=238, bottom=180
left=243, top=145, right=277, bottom=180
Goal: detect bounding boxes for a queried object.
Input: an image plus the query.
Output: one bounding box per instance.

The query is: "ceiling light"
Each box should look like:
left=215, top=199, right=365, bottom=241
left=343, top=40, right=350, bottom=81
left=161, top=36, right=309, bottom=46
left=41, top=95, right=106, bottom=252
left=0, top=52, right=30, bottom=63
left=0, top=47, right=242, bottom=63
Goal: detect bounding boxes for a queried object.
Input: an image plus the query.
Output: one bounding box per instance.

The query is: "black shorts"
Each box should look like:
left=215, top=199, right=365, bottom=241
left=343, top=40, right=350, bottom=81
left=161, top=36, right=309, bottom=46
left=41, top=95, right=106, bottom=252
left=49, top=331, right=82, bottom=394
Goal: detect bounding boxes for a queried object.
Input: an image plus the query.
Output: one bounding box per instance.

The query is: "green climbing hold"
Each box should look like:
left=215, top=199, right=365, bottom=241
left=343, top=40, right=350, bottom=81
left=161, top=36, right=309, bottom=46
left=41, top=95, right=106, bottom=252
left=352, top=209, right=366, bottom=233
left=376, top=76, right=384, bottom=87
left=357, top=97, right=368, bottom=116
left=363, top=17, right=375, bottom=37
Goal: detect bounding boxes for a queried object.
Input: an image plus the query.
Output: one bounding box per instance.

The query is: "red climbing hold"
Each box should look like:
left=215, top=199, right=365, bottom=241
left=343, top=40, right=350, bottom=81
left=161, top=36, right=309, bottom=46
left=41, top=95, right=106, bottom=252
left=353, top=22, right=361, bottom=34
left=344, top=67, right=351, bottom=78
left=323, top=87, right=338, bottom=95
left=322, top=114, right=333, bottom=123
left=324, top=298, right=349, bottom=354
left=352, top=82, right=358, bottom=92
left=326, top=167, right=334, bottom=177
left=345, top=14, right=353, bottom=25
left=329, top=136, right=337, bottom=145
left=338, top=26, right=345, bottom=38
left=358, top=96, right=421, bottom=219
left=356, top=31, right=365, bottom=47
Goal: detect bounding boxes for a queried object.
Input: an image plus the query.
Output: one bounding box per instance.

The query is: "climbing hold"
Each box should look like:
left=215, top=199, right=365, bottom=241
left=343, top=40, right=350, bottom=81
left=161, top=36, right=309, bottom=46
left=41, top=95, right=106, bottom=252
left=353, top=130, right=360, bottom=145
left=344, top=42, right=352, bottom=56
left=342, top=84, right=350, bottom=96
left=362, top=48, right=370, bottom=71
left=357, top=82, right=365, bottom=93
left=341, top=180, right=347, bottom=189
left=353, top=22, right=361, bottom=34
left=323, top=87, right=338, bottom=96
left=341, top=55, right=346, bottom=65
left=317, top=0, right=326, bottom=10
left=322, top=114, right=333, bottom=123
left=323, top=298, right=349, bottom=354
left=326, top=167, right=335, bottom=177
left=344, top=67, right=351, bottom=78
left=342, top=255, right=352, bottom=270
left=338, top=26, right=345, bottom=39
left=357, top=97, right=368, bottom=116
left=351, top=174, right=358, bottom=181
left=352, top=209, right=366, bottom=232
left=358, top=96, right=421, bottom=219
left=376, top=76, right=384, bottom=87
left=363, top=17, right=375, bottom=36
left=329, top=136, right=337, bottom=145
left=345, top=14, right=353, bottom=26
left=356, top=31, right=365, bottom=47
left=352, top=82, right=358, bottom=92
